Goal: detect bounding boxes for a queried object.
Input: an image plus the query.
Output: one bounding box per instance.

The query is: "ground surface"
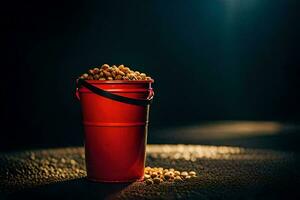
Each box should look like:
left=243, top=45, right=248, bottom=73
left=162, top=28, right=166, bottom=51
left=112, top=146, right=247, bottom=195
left=1, top=144, right=299, bottom=199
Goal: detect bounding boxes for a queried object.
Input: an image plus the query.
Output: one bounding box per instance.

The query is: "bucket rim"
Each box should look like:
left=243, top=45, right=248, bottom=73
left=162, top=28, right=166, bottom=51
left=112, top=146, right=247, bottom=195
left=83, top=79, right=154, bottom=84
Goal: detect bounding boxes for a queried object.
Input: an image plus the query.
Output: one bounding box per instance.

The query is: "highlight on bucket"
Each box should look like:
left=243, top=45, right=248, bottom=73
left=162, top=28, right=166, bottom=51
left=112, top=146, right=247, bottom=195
left=76, top=64, right=154, bottom=182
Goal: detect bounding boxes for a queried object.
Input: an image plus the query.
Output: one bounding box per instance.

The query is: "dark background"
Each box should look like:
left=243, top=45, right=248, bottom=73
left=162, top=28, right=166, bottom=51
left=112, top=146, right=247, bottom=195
left=1, top=0, right=300, bottom=151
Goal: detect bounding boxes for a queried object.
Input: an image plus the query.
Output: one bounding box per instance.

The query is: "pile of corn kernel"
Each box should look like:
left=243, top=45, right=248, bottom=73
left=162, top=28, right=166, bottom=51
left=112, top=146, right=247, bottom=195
left=79, top=64, right=152, bottom=81
left=143, top=166, right=197, bottom=185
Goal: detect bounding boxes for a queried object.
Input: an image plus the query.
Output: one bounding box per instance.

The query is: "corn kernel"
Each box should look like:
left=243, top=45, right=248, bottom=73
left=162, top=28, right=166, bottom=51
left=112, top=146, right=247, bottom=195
left=153, top=177, right=162, bottom=184
left=145, top=179, right=153, bottom=185
left=189, top=171, right=197, bottom=177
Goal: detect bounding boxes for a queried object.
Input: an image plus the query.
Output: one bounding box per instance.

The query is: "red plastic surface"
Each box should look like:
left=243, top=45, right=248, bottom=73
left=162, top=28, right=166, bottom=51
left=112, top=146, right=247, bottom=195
left=78, top=80, right=154, bottom=182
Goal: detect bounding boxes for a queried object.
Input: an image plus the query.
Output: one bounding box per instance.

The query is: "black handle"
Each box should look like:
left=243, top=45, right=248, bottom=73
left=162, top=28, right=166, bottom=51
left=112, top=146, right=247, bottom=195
left=76, top=79, right=154, bottom=106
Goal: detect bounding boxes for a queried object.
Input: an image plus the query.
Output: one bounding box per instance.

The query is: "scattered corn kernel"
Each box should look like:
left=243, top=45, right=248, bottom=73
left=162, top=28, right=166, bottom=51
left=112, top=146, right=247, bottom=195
left=143, top=166, right=197, bottom=185
left=174, top=171, right=181, bottom=176
left=189, top=171, right=197, bottom=177
left=174, top=176, right=182, bottom=182
left=151, top=172, right=158, bottom=178
left=144, top=174, right=151, bottom=179
left=145, top=179, right=153, bottom=185
left=163, top=173, right=171, bottom=180
left=153, top=177, right=162, bottom=184
left=181, top=171, right=188, bottom=177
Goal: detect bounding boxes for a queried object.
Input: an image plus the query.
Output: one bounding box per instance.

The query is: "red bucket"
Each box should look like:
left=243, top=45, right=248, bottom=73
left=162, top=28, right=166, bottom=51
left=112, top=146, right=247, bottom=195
left=76, top=79, right=154, bottom=182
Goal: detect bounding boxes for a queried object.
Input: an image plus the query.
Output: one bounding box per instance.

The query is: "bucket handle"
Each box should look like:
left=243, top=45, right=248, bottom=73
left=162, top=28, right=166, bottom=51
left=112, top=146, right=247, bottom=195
left=76, top=79, right=154, bottom=106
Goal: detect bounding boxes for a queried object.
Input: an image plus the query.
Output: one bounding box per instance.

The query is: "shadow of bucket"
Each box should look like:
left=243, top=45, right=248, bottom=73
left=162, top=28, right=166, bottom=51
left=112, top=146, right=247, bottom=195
left=76, top=79, right=154, bottom=182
